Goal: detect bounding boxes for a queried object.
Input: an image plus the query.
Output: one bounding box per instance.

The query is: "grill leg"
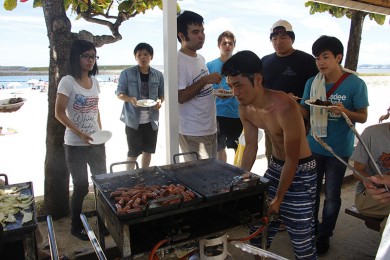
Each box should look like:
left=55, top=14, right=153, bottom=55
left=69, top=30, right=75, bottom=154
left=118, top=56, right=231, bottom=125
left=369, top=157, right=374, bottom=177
left=261, top=192, right=269, bottom=252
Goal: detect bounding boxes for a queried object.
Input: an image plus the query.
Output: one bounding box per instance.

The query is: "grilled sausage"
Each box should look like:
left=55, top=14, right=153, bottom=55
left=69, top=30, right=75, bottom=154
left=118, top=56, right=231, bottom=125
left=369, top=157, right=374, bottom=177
left=142, top=192, right=158, bottom=204
left=110, top=190, right=123, bottom=198
left=185, top=189, right=196, bottom=199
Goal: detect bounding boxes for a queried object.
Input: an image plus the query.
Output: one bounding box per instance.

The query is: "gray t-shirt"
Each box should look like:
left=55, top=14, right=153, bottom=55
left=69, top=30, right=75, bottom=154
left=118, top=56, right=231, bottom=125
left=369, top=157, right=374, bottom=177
left=57, top=75, right=101, bottom=146
left=351, top=123, right=390, bottom=194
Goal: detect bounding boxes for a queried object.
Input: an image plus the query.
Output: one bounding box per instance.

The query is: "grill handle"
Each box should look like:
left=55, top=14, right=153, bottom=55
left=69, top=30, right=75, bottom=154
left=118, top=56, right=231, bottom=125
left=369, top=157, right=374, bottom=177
left=0, top=173, right=9, bottom=185
left=144, top=194, right=184, bottom=215
left=109, top=161, right=139, bottom=173
left=173, top=152, right=199, bottom=164
left=228, top=177, right=261, bottom=197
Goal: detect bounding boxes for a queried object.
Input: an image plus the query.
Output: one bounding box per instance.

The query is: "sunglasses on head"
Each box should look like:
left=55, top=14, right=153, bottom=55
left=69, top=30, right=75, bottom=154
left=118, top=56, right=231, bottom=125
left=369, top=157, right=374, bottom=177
left=177, top=10, right=186, bottom=17
left=222, top=69, right=255, bottom=79
left=222, top=68, right=242, bottom=77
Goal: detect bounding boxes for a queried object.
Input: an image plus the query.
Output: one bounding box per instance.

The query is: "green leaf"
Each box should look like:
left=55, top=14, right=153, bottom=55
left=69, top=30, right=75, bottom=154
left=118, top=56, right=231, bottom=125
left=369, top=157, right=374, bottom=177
left=33, top=0, right=42, bottom=8
left=3, top=0, right=17, bottom=11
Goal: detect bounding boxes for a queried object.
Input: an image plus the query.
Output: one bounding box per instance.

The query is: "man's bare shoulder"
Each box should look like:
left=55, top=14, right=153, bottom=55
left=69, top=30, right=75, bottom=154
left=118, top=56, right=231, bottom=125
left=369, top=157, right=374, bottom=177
left=270, top=91, right=298, bottom=114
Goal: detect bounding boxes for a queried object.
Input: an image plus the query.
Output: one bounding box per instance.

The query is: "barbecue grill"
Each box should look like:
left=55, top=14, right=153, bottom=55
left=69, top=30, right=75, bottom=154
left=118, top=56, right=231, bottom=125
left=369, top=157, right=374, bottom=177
left=92, top=158, right=269, bottom=259
left=0, top=181, right=38, bottom=259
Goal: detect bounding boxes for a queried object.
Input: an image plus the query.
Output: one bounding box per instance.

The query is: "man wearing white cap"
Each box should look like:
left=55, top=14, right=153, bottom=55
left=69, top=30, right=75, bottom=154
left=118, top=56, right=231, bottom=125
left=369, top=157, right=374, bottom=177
left=262, top=19, right=318, bottom=162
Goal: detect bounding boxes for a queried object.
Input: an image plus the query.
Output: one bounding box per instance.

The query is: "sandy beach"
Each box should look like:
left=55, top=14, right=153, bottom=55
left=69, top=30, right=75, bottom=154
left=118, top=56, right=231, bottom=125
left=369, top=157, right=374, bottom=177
left=0, top=76, right=389, bottom=197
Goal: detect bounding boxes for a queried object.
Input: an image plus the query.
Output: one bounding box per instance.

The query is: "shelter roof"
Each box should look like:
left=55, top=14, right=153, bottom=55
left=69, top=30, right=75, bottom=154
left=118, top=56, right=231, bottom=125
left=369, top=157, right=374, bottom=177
left=313, top=0, right=390, bottom=15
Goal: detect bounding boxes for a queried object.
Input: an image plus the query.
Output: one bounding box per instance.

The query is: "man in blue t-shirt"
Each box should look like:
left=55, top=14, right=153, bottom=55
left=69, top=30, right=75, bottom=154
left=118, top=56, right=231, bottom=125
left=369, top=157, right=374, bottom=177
left=207, top=31, right=242, bottom=162
left=300, top=35, right=369, bottom=256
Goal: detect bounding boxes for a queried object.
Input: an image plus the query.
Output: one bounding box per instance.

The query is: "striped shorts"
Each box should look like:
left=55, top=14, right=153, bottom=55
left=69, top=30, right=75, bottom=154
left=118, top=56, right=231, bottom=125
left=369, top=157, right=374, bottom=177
left=250, top=156, right=318, bottom=260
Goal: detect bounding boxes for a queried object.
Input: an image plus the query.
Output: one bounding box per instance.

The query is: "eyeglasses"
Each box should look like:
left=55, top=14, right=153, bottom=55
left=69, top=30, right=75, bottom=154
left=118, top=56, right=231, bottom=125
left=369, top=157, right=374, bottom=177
left=80, top=54, right=99, bottom=60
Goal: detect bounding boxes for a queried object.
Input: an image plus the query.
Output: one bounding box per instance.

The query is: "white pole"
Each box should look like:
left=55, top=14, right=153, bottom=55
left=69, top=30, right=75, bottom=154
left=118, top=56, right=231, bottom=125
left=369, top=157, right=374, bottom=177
left=162, top=0, right=179, bottom=164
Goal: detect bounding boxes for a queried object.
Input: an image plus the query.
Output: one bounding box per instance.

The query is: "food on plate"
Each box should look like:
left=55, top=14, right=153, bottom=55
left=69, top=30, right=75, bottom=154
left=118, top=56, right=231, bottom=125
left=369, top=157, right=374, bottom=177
left=8, top=97, right=24, bottom=104
left=214, top=89, right=233, bottom=96
left=311, top=99, right=333, bottom=107
left=0, top=184, right=34, bottom=227
left=109, top=183, right=196, bottom=215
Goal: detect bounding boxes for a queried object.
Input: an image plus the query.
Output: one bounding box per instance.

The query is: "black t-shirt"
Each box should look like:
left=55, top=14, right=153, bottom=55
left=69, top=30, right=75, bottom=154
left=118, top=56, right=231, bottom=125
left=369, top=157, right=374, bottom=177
left=261, top=50, right=318, bottom=98
left=140, top=72, right=149, bottom=100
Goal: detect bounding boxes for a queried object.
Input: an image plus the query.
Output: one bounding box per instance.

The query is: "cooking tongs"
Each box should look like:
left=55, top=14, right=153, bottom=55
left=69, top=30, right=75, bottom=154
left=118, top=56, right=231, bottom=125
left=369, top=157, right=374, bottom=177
left=313, top=111, right=389, bottom=191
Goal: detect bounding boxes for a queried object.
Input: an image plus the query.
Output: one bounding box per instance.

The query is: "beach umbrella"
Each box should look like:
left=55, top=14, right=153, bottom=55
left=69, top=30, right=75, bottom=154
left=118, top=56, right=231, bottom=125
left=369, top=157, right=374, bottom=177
left=7, top=82, right=22, bottom=88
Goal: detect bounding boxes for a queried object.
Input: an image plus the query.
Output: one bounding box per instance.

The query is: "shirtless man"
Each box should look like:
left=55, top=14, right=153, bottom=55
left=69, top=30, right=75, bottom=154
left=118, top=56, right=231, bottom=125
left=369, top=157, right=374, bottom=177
left=222, top=50, right=317, bottom=259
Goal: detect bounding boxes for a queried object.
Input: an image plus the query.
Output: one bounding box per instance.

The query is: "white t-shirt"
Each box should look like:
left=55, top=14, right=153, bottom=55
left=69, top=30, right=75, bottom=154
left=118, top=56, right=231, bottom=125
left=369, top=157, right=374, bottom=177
left=57, top=75, right=101, bottom=146
left=177, top=51, right=216, bottom=136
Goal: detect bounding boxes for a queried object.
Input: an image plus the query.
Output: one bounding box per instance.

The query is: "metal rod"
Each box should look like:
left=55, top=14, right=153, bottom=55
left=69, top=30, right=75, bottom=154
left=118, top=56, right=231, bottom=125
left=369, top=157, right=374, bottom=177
left=312, top=134, right=384, bottom=189
left=341, top=112, right=384, bottom=177
left=340, top=112, right=388, bottom=190
left=46, top=215, right=59, bottom=260
left=80, top=213, right=108, bottom=260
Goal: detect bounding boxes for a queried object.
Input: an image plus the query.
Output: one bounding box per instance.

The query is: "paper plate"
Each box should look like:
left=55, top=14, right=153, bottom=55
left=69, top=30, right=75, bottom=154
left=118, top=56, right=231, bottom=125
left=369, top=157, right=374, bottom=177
left=89, top=130, right=112, bottom=145
left=136, top=99, right=157, bottom=107
left=213, top=90, right=234, bottom=97
left=305, top=99, right=335, bottom=108
left=0, top=98, right=26, bottom=110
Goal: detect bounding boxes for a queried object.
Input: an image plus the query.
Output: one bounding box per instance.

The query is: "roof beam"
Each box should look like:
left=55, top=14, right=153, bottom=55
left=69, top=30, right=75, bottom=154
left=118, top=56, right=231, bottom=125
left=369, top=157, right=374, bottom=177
left=313, top=0, right=390, bottom=15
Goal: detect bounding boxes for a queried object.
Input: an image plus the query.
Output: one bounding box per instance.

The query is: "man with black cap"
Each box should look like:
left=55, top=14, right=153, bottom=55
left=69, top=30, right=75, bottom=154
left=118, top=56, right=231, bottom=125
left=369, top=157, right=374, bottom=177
left=262, top=20, right=318, bottom=161
left=222, top=50, right=317, bottom=259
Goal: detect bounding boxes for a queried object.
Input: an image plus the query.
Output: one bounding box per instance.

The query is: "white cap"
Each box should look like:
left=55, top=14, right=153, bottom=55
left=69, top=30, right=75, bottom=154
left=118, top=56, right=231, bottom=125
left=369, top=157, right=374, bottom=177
left=270, top=20, right=293, bottom=33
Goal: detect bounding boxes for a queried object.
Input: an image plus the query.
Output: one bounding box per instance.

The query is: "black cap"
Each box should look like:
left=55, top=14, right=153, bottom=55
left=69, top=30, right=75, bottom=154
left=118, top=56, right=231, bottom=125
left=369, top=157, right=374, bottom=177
left=222, top=50, right=262, bottom=77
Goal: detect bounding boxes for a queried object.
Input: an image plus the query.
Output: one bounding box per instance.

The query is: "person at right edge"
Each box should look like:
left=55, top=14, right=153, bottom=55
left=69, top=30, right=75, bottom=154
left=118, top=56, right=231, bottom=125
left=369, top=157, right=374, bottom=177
left=262, top=19, right=318, bottom=162
left=351, top=122, right=390, bottom=234
left=300, top=35, right=369, bottom=256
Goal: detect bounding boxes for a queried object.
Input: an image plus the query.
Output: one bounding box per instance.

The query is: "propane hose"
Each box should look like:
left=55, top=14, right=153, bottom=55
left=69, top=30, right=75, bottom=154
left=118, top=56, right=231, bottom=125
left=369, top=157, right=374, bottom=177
left=227, top=216, right=269, bottom=242
left=149, top=238, right=169, bottom=260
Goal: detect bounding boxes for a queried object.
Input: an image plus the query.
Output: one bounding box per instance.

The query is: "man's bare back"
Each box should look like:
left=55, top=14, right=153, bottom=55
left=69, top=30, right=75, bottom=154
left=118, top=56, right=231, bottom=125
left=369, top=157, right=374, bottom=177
left=241, top=89, right=311, bottom=161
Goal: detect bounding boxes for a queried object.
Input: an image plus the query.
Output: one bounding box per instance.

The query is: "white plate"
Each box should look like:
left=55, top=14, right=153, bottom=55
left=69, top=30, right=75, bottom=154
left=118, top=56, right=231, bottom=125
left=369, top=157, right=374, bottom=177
left=89, top=130, right=112, bottom=145
left=136, top=99, right=157, bottom=107
left=213, top=90, right=234, bottom=97
left=0, top=98, right=26, bottom=109
left=305, top=99, right=335, bottom=108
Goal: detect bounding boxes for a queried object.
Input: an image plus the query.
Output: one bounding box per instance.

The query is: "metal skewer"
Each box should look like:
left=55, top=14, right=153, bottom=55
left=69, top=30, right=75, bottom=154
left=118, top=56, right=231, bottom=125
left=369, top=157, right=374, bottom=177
left=341, top=112, right=385, bottom=178
left=313, top=134, right=388, bottom=190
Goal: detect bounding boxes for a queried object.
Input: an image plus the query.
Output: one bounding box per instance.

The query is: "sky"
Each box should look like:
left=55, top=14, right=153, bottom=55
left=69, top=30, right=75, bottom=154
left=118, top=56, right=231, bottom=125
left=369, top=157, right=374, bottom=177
left=0, top=0, right=389, bottom=68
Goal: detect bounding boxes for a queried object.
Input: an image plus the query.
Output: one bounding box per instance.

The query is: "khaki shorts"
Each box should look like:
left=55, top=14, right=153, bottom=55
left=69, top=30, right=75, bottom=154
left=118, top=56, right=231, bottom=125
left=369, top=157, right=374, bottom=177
left=179, top=133, right=217, bottom=162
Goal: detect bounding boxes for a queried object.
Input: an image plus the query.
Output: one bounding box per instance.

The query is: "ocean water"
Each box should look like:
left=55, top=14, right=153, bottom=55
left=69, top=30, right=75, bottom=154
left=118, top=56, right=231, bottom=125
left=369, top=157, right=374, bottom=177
left=0, top=74, right=117, bottom=90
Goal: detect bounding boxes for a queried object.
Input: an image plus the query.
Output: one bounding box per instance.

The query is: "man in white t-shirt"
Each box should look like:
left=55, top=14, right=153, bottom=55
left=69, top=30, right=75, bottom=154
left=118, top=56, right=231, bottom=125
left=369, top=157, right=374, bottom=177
left=176, top=10, right=221, bottom=161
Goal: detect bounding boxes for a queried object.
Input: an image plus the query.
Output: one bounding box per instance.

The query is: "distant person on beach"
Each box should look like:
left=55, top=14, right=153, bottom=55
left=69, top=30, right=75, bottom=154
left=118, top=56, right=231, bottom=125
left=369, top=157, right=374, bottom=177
left=206, top=30, right=242, bottom=163
left=55, top=39, right=107, bottom=241
left=177, top=10, right=221, bottom=161
left=379, top=106, right=390, bottom=123
left=116, top=42, right=164, bottom=169
left=300, top=35, right=369, bottom=255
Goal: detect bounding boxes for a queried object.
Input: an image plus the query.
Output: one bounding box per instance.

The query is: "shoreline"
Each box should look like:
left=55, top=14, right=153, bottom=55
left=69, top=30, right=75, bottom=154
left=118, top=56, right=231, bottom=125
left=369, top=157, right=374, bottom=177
left=0, top=69, right=123, bottom=76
